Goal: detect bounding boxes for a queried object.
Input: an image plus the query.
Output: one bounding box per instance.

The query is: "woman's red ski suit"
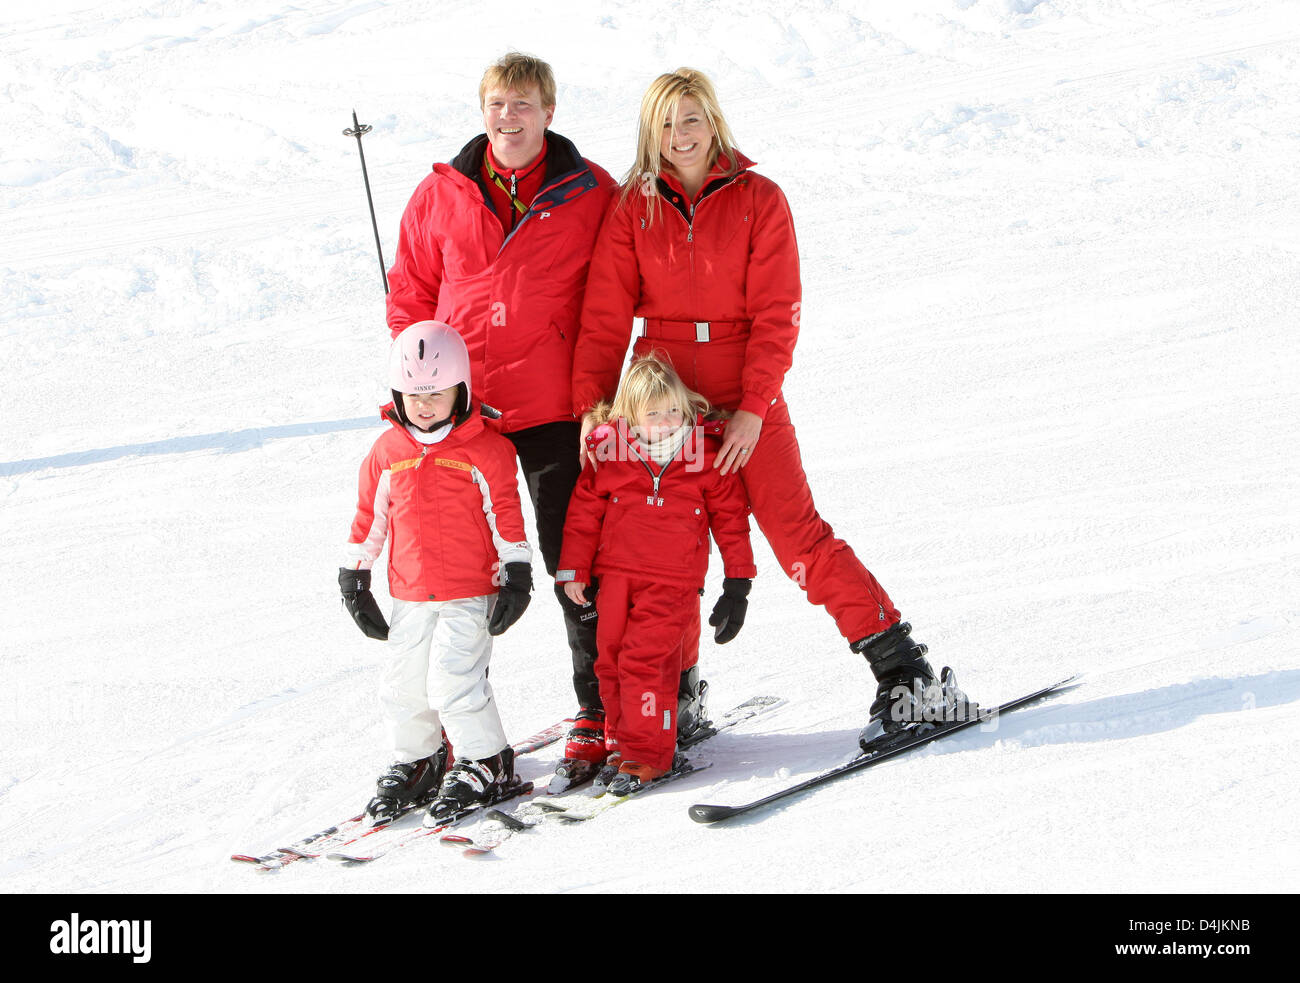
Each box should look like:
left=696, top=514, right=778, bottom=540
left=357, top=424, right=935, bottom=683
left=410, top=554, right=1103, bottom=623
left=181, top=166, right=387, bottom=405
left=573, top=155, right=901, bottom=644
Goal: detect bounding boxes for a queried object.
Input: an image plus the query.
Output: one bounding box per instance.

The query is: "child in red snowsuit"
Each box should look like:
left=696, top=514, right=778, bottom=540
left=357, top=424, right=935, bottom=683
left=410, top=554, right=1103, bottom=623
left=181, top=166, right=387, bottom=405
left=557, top=355, right=756, bottom=793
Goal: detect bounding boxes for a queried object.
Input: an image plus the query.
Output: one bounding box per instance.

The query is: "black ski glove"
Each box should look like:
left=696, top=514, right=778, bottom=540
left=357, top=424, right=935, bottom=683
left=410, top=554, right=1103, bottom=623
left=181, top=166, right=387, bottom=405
left=339, top=568, right=389, bottom=641
left=488, top=561, right=533, bottom=636
left=708, top=577, right=751, bottom=644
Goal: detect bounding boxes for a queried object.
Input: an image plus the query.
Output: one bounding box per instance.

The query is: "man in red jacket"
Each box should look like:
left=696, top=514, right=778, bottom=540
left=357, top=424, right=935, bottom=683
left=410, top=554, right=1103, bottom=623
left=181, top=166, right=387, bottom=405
left=386, top=54, right=616, bottom=733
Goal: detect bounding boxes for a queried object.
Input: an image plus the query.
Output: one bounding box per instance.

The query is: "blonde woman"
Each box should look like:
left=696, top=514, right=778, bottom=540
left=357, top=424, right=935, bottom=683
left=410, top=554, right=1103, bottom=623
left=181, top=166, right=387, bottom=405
left=573, top=69, right=958, bottom=746
left=556, top=354, right=755, bottom=793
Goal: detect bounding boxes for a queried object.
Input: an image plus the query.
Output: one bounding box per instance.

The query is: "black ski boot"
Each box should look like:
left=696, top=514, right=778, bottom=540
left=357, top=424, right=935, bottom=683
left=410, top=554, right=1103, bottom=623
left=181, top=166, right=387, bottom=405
left=676, top=666, right=712, bottom=747
left=423, top=746, right=518, bottom=827
left=852, top=621, right=942, bottom=746
left=365, top=740, right=450, bottom=826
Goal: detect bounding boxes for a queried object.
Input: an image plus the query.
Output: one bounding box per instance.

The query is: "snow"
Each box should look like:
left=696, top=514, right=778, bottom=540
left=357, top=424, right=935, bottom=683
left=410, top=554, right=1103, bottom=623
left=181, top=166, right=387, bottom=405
left=2, top=0, right=1297, bottom=898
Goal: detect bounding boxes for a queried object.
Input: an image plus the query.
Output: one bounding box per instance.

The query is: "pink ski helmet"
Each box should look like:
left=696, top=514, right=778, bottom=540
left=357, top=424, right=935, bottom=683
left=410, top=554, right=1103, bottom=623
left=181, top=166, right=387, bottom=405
left=388, top=321, right=473, bottom=424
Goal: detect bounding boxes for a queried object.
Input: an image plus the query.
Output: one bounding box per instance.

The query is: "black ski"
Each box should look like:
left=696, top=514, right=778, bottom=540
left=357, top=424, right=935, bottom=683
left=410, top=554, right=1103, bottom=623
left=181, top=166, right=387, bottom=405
left=688, top=674, right=1080, bottom=824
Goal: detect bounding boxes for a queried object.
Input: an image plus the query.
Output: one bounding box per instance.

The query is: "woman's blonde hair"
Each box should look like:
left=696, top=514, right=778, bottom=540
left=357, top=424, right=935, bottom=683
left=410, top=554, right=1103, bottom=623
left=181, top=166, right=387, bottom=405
left=620, top=68, right=741, bottom=219
left=595, top=352, right=710, bottom=428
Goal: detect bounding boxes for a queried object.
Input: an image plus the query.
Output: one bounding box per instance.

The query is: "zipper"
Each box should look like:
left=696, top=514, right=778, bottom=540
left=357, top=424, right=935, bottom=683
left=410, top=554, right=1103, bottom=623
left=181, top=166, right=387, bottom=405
left=493, top=168, right=596, bottom=256
left=627, top=433, right=673, bottom=506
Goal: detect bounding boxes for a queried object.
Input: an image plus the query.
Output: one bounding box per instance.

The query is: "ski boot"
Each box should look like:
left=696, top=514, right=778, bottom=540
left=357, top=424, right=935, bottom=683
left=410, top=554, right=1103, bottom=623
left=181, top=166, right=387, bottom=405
left=423, top=746, right=518, bottom=827
left=605, top=757, right=674, bottom=798
left=591, top=739, right=623, bottom=791
left=365, top=739, right=451, bottom=826
left=675, top=666, right=713, bottom=747
left=549, top=708, right=609, bottom=792
left=852, top=621, right=944, bottom=748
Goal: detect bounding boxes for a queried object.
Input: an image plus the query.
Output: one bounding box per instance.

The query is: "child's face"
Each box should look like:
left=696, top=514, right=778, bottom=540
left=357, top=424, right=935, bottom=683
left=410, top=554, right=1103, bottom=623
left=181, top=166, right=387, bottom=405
left=634, top=396, right=685, bottom=442
left=402, top=387, right=458, bottom=430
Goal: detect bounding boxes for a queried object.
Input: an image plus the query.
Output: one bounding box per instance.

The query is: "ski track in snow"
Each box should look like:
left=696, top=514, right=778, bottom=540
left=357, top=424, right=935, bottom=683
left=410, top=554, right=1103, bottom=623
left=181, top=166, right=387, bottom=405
left=2, top=0, right=1298, bottom=893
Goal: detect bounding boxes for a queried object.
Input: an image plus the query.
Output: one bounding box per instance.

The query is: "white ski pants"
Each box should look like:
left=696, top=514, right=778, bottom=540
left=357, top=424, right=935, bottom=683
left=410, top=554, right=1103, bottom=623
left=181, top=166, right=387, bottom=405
left=381, top=595, right=507, bottom=763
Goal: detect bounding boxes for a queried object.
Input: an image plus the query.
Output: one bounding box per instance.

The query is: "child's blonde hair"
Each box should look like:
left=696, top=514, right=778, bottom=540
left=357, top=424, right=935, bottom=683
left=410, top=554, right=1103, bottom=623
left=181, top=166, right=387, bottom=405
left=597, top=352, right=710, bottom=428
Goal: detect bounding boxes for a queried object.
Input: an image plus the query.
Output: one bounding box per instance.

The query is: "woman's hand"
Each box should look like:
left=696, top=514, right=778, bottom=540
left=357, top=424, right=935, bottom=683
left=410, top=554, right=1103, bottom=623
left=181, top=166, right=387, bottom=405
left=715, top=410, right=763, bottom=476
left=564, top=581, right=591, bottom=606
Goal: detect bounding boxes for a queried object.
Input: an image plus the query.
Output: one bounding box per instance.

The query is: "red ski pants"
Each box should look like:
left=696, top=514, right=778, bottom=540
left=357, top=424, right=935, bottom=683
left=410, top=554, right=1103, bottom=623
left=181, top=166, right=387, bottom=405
left=594, top=573, right=700, bottom=772
left=633, top=336, right=901, bottom=645
left=740, top=397, right=900, bottom=643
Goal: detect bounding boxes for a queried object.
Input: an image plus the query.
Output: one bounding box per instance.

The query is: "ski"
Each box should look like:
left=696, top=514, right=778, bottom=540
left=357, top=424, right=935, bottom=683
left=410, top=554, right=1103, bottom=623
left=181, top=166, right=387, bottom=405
left=688, top=675, right=1080, bottom=824
left=437, top=761, right=710, bottom=857
left=231, top=717, right=571, bottom=870
left=440, top=808, right=530, bottom=857
left=325, top=779, right=535, bottom=864
left=678, top=694, right=786, bottom=748
left=546, top=757, right=712, bottom=823
left=231, top=815, right=365, bottom=868
left=547, top=694, right=785, bottom=794
left=443, top=694, right=785, bottom=856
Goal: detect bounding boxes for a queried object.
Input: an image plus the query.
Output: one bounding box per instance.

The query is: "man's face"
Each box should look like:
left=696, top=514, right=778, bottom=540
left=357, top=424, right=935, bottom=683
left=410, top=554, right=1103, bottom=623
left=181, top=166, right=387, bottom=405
left=482, top=84, right=554, bottom=169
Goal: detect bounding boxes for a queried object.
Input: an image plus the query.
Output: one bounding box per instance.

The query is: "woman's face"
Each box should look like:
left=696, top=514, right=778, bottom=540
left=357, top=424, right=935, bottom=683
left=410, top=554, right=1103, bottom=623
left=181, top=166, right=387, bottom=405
left=659, top=95, right=714, bottom=174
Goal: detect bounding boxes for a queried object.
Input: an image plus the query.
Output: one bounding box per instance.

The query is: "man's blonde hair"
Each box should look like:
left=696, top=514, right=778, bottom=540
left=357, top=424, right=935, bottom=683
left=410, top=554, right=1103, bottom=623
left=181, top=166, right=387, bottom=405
left=479, top=52, right=557, bottom=109
left=606, top=352, right=710, bottom=428
left=621, top=68, right=741, bottom=217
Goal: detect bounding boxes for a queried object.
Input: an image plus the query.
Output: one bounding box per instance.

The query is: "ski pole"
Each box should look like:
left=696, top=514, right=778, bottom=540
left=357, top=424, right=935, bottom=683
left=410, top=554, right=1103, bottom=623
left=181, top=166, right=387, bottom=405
left=343, top=109, right=389, bottom=294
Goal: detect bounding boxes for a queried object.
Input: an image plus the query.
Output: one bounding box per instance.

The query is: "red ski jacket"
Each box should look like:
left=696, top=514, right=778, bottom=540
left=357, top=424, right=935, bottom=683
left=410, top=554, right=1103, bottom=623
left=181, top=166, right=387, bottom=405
left=572, top=153, right=801, bottom=421
left=556, top=416, right=757, bottom=590
left=387, top=131, right=616, bottom=434
left=345, top=407, right=531, bottom=602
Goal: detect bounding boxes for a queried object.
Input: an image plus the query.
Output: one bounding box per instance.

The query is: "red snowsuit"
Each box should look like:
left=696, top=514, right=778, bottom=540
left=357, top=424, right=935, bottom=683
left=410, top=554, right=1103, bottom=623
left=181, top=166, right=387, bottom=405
left=557, top=417, right=756, bottom=771
left=386, top=131, right=616, bottom=434
left=573, top=156, right=901, bottom=643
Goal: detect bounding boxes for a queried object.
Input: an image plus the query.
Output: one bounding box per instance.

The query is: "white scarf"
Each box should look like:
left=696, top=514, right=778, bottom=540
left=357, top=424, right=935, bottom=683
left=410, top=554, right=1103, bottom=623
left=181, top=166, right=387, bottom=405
left=406, top=421, right=453, bottom=445
left=639, top=422, right=693, bottom=466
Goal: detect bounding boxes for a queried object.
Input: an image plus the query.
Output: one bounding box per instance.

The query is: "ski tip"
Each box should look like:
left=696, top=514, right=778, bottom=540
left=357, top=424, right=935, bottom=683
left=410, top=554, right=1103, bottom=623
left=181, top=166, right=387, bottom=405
left=688, top=803, right=739, bottom=824
left=531, top=800, right=568, bottom=814
left=325, top=852, right=371, bottom=865
left=230, top=854, right=267, bottom=864
left=553, top=811, right=592, bottom=823
left=483, top=809, right=531, bottom=831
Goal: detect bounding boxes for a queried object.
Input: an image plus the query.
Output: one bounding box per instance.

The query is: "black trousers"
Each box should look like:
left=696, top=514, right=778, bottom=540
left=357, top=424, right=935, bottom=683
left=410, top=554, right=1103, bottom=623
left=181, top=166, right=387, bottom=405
left=505, top=421, right=601, bottom=710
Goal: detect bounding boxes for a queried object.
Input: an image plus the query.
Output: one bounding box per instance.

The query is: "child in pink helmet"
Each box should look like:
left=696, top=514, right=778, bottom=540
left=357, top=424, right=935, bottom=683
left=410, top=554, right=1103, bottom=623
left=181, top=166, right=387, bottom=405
left=340, top=321, right=536, bottom=826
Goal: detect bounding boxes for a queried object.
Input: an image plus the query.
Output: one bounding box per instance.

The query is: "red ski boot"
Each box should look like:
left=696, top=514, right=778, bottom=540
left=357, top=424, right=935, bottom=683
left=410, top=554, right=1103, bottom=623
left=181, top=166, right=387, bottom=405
left=549, top=709, right=609, bottom=793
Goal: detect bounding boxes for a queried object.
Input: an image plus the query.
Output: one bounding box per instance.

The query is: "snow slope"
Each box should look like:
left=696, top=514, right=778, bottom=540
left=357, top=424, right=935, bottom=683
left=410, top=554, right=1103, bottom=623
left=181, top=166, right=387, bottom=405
left=2, top=0, right=1297, bottom=896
